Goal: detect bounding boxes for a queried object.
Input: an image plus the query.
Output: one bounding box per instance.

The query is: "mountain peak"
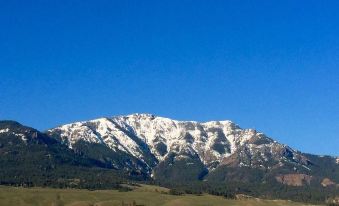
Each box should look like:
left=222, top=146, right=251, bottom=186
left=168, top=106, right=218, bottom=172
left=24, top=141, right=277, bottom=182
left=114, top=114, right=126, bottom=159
left=126, top=113, right=156, bottom=118
left=116, top=113, right=236, bottom=125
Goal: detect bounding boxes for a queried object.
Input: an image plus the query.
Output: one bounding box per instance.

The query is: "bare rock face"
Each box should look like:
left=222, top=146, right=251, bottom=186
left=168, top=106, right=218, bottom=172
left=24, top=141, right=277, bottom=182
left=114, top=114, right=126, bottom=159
left=275, top=174, right=313, bottom=186
left=321, top=178, right=336, bottom=187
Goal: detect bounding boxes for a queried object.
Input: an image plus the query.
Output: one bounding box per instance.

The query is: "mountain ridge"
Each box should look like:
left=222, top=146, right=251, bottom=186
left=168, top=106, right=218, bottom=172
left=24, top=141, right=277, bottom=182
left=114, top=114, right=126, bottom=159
left=46, top=113, right=334, bottom=181
left=0, top=116, right=338, bottom=203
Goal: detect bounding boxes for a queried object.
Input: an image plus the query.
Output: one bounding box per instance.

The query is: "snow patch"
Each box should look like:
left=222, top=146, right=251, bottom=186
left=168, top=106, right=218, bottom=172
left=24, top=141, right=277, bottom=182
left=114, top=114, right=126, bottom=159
left=0, top=128, right=27, bottom=141
left=0, top=128, right=9, bottom=133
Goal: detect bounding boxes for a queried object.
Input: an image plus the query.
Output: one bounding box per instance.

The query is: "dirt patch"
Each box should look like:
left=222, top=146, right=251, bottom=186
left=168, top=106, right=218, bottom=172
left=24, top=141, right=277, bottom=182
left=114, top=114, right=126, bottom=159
left=275, top=174, right=312, bottom=186
left=321, top=178, right=336, bottom=187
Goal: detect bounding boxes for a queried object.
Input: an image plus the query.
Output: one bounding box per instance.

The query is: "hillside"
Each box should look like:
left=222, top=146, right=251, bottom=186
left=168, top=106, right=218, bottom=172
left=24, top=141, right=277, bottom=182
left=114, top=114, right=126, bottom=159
left=0, top=120, right=146, bottom=189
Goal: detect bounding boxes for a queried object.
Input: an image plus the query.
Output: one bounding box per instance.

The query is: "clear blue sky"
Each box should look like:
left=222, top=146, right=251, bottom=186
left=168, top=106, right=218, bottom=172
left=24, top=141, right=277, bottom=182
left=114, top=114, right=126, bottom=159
left=0, top=0, right=338, bottom=156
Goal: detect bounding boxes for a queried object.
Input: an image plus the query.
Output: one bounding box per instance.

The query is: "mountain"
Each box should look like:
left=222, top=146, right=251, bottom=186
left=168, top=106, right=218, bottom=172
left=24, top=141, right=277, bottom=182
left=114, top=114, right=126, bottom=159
left=0, top=120, right=146, bottom=189
left=1, top=114, right=338, bottom=203
left=47, top=114, right=308, bottom=170
left=47, top=114, right=339, bottom=186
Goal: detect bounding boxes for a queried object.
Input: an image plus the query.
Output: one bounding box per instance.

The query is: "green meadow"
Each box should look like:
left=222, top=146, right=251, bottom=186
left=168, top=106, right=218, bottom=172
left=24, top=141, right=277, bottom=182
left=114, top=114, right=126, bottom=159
left=0, top=185, right=320, bottom=206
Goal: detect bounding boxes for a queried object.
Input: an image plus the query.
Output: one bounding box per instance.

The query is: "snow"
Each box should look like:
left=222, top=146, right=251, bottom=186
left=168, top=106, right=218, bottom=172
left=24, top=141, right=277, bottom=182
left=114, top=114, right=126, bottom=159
left=302, top=165, right=311, bottom=171
left=0, top=128, right=27, bottom=141
left=0, top=128, right=9, bottom=133
left=12, top=133, right=26, bottom=141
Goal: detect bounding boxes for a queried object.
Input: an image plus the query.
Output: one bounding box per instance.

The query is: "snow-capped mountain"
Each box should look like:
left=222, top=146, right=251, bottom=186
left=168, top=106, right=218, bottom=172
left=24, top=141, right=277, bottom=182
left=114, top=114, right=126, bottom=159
left=1, top=116, right=338, bottom=193
left=47, top=113, right=310, bottom=174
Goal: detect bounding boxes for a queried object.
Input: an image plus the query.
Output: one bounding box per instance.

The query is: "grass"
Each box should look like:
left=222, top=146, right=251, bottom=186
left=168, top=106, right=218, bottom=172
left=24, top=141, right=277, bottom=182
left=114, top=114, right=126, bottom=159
left=0, top=185, right=321, bottom=206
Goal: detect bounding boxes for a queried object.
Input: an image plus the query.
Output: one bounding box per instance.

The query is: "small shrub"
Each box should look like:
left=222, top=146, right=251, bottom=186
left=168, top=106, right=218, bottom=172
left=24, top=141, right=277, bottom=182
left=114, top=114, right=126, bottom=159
left=169, top=188, right=183, bottom=196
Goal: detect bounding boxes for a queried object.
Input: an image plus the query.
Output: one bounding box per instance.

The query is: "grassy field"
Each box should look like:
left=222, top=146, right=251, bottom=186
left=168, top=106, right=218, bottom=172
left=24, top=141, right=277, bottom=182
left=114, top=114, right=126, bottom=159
left=0, top=185, right=321, bottom=206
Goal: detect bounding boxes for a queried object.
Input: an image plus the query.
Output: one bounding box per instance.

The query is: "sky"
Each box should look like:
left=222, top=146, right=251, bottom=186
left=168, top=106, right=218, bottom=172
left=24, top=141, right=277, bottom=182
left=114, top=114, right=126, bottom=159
left=0, top=0, right=338, bottom=156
